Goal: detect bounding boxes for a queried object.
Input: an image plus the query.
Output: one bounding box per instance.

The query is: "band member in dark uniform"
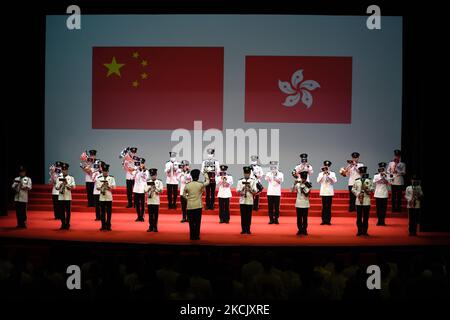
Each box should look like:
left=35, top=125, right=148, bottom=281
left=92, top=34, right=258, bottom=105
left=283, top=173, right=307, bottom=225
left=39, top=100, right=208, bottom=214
left=387, top=149, right=406, bottom=212
left=237, top=166, right=258, bottom=234
left=11, top=166, right=32, bottom=229
left=183, top=169, right=210, bottom=240
left=201, top=148, right=220, bottom=210
left=145, top=168, right=163, bottom=232
left=96, top=164, right=116, bottom=231
left=340, top=152, right=364, bottom=212
left=165, top=151, right=180, bottom=209
left=352, top=166, right=373, bottom=236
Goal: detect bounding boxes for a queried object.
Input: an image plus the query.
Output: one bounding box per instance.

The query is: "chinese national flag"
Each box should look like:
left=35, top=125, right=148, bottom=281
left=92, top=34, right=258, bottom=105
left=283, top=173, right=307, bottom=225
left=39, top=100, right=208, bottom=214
left=245, top=56, right=352, bottom=123
left=92, top=47, right=224, bottom=130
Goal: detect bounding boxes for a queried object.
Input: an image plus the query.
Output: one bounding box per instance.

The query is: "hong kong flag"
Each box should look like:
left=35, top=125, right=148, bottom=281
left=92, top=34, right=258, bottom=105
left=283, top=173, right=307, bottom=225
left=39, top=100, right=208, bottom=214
left=245, top=56, right=352, bottom=123
left=92, top=47, right=224, bottom=130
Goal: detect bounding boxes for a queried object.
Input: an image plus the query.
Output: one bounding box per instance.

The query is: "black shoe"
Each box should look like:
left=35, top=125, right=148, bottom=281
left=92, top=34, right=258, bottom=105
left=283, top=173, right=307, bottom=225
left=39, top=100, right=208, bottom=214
left=274, top=219, right=279, bottom=224
left=225, top=221, right=230, bottom=224
left=147, top=228, right=152, bottom=232
left=126, top=204, right=133, bottom=208
left=60, top=225, right=65, bottom=230
left=296, top=231, right=302, bottom=235
left=100, top=227, right=106, bottom=231
left=66, top=224, right=70, bottom=230
left=95, top=218, right=100, bottom=221
left=326, top=223, right=332, bottom=226
left=241, top=231, right=246, bottom=234
left=246, top=231, right=252, bottom=234
left=16, top=225, right=26, bottom=229
left=180, top=219, right=186, bottom=223
left=320, top=222, right=326, bottom=225
left=269, top=220, right=274, bottom=224
left=219, top=221, right=224, bottom=224
left=356, top=232, right=362, bottom=236
left=153, top=228, right=158, bottom=232
left=303, top=231, right=308, bottom=235
left=135, top=218, right=140, bottom=222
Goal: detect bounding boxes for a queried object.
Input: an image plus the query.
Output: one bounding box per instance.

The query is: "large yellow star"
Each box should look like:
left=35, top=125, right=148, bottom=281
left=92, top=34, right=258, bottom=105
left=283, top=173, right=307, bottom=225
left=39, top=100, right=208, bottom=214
left=103, top=57, right=125, bottom=77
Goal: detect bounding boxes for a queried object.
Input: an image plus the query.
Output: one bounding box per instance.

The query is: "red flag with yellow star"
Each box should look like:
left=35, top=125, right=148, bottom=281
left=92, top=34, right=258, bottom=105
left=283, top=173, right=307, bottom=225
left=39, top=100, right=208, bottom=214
left=92, top=47, right=224, bottom=129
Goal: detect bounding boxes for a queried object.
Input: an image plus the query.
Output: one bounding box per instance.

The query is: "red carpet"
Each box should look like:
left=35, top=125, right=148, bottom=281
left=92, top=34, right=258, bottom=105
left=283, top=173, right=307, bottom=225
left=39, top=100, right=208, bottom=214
left=1, top=211, right=450, bottom=247
left=3, top=184, right=448, bottom=247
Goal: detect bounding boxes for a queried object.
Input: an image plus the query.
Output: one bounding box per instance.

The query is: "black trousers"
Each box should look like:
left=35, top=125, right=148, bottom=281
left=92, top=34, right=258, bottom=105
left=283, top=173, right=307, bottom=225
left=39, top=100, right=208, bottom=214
left=93, top=194, right=101, bottom=220
left=205, top=183, right=216, bottom=209
left=253, top=194, right=260, bottom=210
left=267, top=195, right=280, bottom=220
left=15, top=201, right=27, bottom=227
left=187, top=208, right=202, bottom=240
left=180, top=196, right=188, bottom=220
left=134, top=193, right=145, bottom=219
left=100, top=201, right=112, bottom=229
left=219, top=198, right=230, bottom=222
left=240, top=204, right=253, bottom=233
left=60, top=200, right=71, bottom=227
left=126, top=179, right=134, bottom=206
left=375, top=198, right=388, bottom=224
left=167, top=184, right=178, bottom=208
left=356, top=205, right=370, bottom=234
left=321, top=196, right=333, bottom=224
left=52, top=195, right=60, bottom=219
left=348, top=186, right=356, bottom=212
left=296, top=207, right=308, bottom=232
left=148, top=204, right=159, bottom=230
left=85, top=182, right=95, bottom=207
left=408, top=208, right=420, bottom=235
left=391, top=185, right=403, bottom=212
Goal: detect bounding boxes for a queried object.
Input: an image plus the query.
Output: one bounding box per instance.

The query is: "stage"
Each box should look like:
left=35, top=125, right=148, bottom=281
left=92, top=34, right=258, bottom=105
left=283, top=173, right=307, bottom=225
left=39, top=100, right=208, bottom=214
left=2, top=211, right=450, bottom=247
left=2, top=185, right=449, bottom=247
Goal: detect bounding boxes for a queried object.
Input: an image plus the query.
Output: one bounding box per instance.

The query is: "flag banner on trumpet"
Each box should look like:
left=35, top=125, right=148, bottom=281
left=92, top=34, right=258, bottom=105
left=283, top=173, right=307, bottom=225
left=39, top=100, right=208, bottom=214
left=92, top=47, right=224, bottom=130
left=245, top=56, right=353, bottom=124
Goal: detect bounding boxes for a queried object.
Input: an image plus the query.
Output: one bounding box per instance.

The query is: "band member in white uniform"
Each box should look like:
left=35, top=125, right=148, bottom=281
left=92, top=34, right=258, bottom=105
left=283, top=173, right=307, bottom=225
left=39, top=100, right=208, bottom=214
left=352, top=166, right=373, bottom=236
left=49, top=161, right=63, bottom=219
left=292, top=153, right=314, bottom=182
left=237, top=166, right=258, bottom=234
left=292, top=171, right=311, bottom=235
left=121, top=147, right=138, bottom=208
left=11, top=166, right=32, bottom=229
left=250, top=155, right=264, bottom=211
left=179, top=160, right=192, bottom=223
left=55, top=163, right=76, bottom=230
left=133, top=158, right=149, bottom=222
left=145, top=168, right=164, bottom=232
left=265, top=160, right=284, bottom=224
left=91, top=160, right=105, bottom=221
left=96, top=163, right=116, bottom=231
left=340, top=152, right=364, bottom=212
left=405, top=175, right=424, bottom=236
left=373, top=162, right=391, bottom=226
left=165, top=151, right=180, bottom=209
left=387, top=149, right=406, bottom=212
left=201, top=148, right=220, bottom=210
left=81, top=149, right=97, bottom=207
left=217, top=165, right=233, bottom=224
left=317, top=160, right=337, bottom=225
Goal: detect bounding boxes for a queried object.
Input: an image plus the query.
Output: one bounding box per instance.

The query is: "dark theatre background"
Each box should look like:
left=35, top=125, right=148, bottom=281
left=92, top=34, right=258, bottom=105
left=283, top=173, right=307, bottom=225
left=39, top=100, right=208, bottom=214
left=0, top=0, right=448, bottom=305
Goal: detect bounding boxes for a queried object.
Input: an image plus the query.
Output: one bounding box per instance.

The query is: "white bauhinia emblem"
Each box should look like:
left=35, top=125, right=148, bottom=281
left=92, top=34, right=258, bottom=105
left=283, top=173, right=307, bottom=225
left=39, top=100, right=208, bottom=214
left=278, top=69, right=320, bottom=108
